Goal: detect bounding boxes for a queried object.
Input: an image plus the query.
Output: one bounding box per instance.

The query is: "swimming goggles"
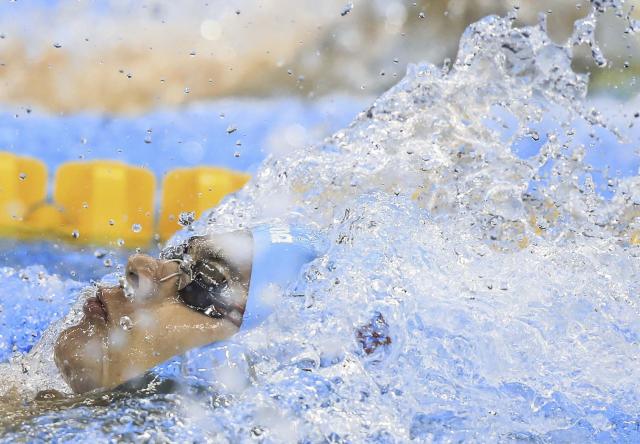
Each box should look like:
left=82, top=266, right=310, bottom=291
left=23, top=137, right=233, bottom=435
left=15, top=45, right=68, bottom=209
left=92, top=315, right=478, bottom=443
left=159, top=236, right=245, bottom=327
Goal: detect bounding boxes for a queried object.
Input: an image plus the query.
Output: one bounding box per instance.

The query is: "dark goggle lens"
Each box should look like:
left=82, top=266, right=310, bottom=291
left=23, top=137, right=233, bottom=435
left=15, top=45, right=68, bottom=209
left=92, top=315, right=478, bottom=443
left=179, top=279, right=220, bottom=314
left=177, top=260, right=229, bottom=315
left=161, top=237, right=239, bottom=320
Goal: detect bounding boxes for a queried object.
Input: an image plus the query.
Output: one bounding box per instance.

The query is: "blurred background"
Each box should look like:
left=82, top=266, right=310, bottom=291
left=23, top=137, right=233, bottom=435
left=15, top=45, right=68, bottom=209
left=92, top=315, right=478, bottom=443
left=0, top=0, right=638, bottom=113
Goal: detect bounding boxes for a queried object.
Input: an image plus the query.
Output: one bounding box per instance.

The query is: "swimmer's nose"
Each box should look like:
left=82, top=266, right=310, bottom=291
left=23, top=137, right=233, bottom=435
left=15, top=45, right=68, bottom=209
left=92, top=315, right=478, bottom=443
left=125, top=254, right=158, bottom=296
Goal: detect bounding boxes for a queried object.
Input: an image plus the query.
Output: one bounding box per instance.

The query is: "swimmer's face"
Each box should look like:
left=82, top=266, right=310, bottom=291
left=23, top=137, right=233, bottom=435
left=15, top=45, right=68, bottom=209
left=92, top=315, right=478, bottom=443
left=54, top=232, right=253, bottom=393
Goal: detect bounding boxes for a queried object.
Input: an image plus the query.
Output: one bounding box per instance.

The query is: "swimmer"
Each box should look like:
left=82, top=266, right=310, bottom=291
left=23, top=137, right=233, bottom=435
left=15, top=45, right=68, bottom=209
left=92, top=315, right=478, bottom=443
left=54, top=225, right=321, bottom=393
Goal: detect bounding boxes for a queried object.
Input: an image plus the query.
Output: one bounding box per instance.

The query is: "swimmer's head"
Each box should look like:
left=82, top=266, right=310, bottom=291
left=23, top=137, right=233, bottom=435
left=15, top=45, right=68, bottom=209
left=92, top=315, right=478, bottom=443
left=54, top=231, right=253, bottom=393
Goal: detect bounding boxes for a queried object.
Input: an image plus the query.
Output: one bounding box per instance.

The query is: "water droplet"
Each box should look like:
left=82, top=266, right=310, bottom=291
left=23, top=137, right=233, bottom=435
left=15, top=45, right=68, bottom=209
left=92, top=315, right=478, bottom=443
left=178, top=211, right=196, bottom=227
left=94, top=249, right=106, bottom=259
left=371, top=279, right=386, bottom=294
left=18, top=172, right=26, bottom=181
left=53, top=42, right=62, bottom=49
left=234, top=151, right=241, bottom=158
left=108, top=218, right=115, bottom=226
left=340, top=2, right=353, bottom=16
left=226, top=125, right=237, bottom=134
left=119, top=316, right=133, bottom=331
left=418, top=12, right=426, bottom=19
left=184, top=87, right=191, bottom=94
left=71, top=229, right=80, bottom=239
left=189, top=50, right=196, bottom=56
left=131, top=223, right=142, bottom=233
left=117, top=238, right=125, bottom=247
left=103, top=258, right=113, bottom=268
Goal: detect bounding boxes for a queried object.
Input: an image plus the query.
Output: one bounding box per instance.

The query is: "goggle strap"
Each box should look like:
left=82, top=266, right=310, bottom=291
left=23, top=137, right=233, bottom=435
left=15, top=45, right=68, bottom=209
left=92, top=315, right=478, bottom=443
left=158, top=271, right=183, bottom=283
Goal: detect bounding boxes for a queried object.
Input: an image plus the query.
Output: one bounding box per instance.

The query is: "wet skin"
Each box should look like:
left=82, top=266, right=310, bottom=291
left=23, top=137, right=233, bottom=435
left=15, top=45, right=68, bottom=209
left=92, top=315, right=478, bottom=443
left=54, top=232, right=253, bottom=393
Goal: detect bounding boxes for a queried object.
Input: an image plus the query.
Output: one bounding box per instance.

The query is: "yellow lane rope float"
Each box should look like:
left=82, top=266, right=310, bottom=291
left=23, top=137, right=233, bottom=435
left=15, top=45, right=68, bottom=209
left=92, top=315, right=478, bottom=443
left=3, top=152, right=639, bottom=248
left=0, top=152, right=48, bottom=236
left=0, top=152, right=249, bottom=247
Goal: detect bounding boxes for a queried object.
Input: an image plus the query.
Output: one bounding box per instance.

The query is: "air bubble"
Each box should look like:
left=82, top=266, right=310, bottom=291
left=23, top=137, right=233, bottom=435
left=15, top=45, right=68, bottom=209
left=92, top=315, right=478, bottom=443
left=131, top=223, right=142, bottom=233
left=340, top=2, right=353, bottom=16
left=119, top=316, right=133, bottom=331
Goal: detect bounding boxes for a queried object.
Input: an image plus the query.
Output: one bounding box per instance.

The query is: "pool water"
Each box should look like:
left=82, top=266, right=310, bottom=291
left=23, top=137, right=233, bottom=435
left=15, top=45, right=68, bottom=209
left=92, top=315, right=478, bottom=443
left=2, top=6, right=640, bottom=443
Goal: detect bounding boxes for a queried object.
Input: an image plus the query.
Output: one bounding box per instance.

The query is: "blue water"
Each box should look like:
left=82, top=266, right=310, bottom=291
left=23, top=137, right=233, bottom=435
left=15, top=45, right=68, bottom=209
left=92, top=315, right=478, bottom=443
left=0, top=97, right=365, bottom=178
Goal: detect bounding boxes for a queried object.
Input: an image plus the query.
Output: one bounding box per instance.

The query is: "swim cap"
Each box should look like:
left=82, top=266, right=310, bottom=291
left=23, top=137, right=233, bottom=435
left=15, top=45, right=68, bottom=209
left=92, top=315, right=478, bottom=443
left=154, top=223, right=323, bottom=384
left=240, top=223, right=322, bottom=330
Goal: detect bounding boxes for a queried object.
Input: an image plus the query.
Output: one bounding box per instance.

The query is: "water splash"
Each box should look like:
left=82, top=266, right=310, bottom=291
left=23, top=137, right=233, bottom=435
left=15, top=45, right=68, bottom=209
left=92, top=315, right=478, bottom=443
left=3, top=4, right=640, bottom=442
left=0, top=267, right=87, bottom=400
left=183, top=9, right=640, bottom=442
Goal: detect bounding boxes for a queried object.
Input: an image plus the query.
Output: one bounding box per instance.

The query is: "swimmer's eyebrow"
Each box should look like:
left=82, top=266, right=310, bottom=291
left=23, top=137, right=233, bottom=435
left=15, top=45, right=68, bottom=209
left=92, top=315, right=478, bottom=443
left=187, top=237, right=243, bottom=281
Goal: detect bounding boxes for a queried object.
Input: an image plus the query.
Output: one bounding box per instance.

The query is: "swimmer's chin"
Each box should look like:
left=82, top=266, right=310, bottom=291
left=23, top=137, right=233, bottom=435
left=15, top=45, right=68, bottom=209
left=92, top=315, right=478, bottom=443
left=54, top=318, right=108, bottom=394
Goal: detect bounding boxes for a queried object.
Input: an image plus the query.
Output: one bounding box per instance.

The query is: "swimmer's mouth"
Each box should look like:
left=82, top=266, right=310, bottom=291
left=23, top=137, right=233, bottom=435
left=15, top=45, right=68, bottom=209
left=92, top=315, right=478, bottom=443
left=83, top=292, right=108, bottom=322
